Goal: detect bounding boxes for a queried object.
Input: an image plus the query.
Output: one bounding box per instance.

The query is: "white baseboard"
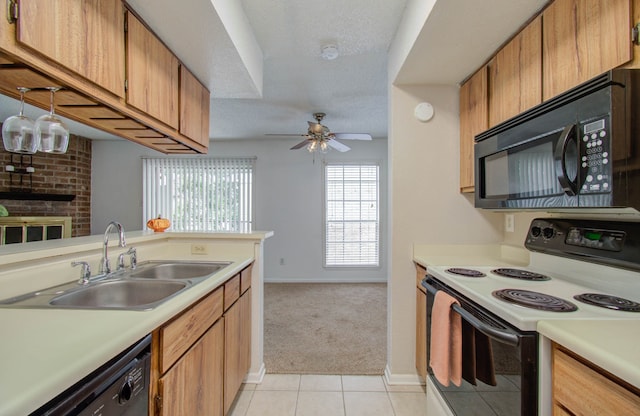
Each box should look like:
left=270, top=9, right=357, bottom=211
left=384, top=364, right=425, bottom=385
left=244, top=362, right=266, bottom=384
left=265, top=278, right=387, bottom=283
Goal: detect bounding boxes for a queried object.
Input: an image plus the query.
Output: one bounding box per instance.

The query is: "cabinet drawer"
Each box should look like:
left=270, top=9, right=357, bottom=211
left=224, top=274, right=240, bottom=310
left=553, top=345, right=640, bottom=415
left=159, top=287, right=223, bottom=373
left=240, top=264, right=253, bottom=294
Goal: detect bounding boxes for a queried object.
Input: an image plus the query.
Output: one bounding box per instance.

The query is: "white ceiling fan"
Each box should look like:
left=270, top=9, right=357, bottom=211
left=266, top=113, right=372, bottom=152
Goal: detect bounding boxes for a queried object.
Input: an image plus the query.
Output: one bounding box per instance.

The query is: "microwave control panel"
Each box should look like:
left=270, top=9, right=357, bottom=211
left=579, top=117, right=610, bottom=194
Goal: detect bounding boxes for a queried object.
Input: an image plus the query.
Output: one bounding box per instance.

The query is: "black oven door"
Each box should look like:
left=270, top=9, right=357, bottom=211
left=422, top=276, right=537, bottom=416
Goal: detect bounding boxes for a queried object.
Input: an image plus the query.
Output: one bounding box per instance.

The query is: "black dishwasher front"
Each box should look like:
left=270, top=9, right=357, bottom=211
left=30, top=334, right=151, bottom=416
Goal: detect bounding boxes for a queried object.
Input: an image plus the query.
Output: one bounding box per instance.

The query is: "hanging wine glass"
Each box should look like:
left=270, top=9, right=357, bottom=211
left=36, top=87, right=69, bottom=153
left=2, top=87, right=37, bottom=154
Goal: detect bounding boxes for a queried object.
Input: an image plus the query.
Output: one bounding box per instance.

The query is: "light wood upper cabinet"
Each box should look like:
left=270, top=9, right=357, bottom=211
left=489, top=16, right=542, bottom=126
left=543, top=0, right=633, bottom=100
left=16, top=0, right=125, bottom=98
left=126, top=11, right=179, bottom=129
left=180, top=65, right=210, bottom=147
left=459, top=66, right=488, bottom=193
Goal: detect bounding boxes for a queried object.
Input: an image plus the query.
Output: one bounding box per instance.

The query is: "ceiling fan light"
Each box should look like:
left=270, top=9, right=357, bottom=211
left=320, top=140, right=329, bottom=153
left=307, top=140, right=318, bottom=152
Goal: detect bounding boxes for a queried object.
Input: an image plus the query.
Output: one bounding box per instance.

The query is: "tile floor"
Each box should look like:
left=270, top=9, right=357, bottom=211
left=228, top=374, right=427, bottom=416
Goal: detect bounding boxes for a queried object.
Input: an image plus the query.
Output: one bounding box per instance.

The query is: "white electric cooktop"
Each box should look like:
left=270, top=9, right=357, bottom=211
left=427, top=252, right=640, bottom=331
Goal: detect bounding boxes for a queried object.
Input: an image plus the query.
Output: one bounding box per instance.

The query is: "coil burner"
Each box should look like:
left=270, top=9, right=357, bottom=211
left=491, top=268, right=551, bottom=281
left=574, top=293, right=640, bottom=312
left=445, top=268, right=486, bottom=278
left=492, top=289, right=578, bottom=312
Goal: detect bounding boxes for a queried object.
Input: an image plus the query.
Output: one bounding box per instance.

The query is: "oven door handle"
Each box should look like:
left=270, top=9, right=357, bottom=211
left=422, top=278, right=520, bottom=347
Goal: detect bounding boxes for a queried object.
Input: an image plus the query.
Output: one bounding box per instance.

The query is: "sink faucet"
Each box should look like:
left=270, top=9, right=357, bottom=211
left=71, top=261, right=92, bottom=285
left=117, top=247, right=137, bottom=271
left=100, top=221, right=126, bottom=274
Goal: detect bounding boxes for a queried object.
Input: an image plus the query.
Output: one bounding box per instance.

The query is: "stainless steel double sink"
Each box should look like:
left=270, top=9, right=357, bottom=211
left=0, top=261, right=231, bottom=311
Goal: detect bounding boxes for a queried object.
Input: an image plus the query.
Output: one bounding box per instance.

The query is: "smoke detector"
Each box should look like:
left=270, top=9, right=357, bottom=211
left=320, top=44, right=339, bottom=60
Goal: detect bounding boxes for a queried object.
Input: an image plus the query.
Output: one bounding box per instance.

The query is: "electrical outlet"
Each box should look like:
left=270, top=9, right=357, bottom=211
left=191, top=244, right=209, bottom=255
left=505, top=214, right=515, bottom=233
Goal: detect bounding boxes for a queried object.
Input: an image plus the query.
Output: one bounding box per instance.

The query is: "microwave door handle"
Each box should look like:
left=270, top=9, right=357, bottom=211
left=421, top=278, right=520, bottom=347
left=554, top=124, right=578, bottom=196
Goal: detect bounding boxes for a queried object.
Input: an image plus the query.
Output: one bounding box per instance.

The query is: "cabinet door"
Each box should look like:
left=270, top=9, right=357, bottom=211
left=16, top=0, right=125, bottom=98
left=459, top=66, right=488, bottom=193
left=224, top=289, right=252, bottom=414
left=180, top=65, right=210, bottom=146
left=416, top=287, right=427, bottom=380
left=552, top=344, right=640, bottom=415
left=489, top=16, right=542, bottom=126
left=126, top=11, right=179, bottom=129
left=543, top=0, right=632, bottom=100
left=240, top=288, right=252, bottom=378
left=159, top=319, right=224, bottom=416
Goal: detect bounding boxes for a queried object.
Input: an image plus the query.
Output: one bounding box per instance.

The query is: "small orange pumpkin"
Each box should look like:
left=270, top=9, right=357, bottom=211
left=147, top=215, right=171, bottom=232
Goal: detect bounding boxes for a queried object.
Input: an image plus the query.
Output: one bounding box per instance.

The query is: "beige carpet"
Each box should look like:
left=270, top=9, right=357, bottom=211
left=264, top=282, right=387, bottom=375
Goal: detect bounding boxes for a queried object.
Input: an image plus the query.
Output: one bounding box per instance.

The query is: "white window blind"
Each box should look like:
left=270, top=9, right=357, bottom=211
left=324, top=163, right=380, bottom=267
left=142, top=157, right=254, bottom=232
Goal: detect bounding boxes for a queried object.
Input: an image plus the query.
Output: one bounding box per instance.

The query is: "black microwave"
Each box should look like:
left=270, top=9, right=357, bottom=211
left=474, top=69, right=640, bottom=211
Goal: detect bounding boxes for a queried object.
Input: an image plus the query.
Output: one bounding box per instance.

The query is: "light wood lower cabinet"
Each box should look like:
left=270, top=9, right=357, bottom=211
left=151, top=262, right=254, bottom=416
left=152, top=287, right=224, bottom=415
left=224, top=268, right=252, bottom=414
left=415, top=264, right=427, bottom=381
left=158, top=318, right=224, bottom=416
left=552, top=343, right=640, bottom=415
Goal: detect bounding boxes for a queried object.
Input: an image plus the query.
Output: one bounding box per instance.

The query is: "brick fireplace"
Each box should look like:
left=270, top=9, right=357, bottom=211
left=0, top=134, right=91, bottom=237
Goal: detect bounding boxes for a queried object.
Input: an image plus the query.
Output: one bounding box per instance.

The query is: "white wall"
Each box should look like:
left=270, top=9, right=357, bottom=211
left=91, top=137, right=388, bottom=283
left=385, top=84, right=503, bottom=382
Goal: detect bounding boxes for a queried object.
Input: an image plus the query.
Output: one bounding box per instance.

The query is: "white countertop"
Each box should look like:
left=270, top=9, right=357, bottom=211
left=538, top=319, right=640, bottom=389
left=0, top=231, right=271, bottom=416
left=413, top=243, right=530, bottom=269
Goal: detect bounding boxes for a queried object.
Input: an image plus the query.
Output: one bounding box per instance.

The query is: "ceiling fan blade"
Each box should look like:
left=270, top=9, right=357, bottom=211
left=327, top=139, right=350, bottom=152
left=265, top=134, right=307, bottom=137
left=290, top=139, right=310, bottom=150
left=332, top=133, right=372, bottom=140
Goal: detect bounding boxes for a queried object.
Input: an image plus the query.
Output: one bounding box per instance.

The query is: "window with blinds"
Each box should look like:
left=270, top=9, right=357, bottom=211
left=142, top=157, right=255, bottom=232
left=324, top=163, right=380, bottom=267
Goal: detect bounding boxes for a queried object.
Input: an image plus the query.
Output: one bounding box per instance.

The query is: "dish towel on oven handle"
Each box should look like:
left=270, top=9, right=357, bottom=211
left=429, top=291, right=462, bottom=387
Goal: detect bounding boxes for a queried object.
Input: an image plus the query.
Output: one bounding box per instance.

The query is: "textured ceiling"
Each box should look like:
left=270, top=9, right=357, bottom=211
left=0, top=0, right=550, bottom=144
left=210, top=0, right=407, bottom=140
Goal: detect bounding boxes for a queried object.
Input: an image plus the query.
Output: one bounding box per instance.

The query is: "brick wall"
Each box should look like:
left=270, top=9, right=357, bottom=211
left=0, top=134, right=92, bottom=237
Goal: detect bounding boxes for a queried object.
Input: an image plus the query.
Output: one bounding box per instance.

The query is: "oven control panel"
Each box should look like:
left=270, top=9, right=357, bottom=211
left=525, top=218, right=640, bottom=271
left=565, top=227, right=625, bottom=251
